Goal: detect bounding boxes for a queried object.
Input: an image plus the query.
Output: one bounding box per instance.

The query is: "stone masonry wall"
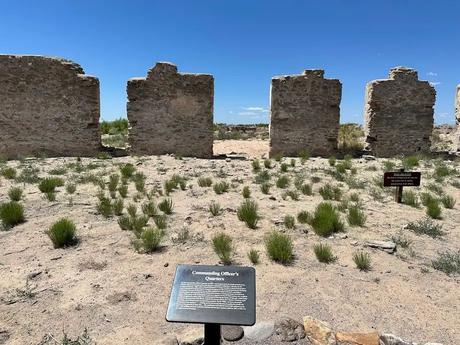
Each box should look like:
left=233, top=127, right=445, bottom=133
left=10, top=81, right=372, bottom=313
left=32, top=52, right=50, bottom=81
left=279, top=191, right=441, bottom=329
left=127, top=62, right=214, bottom=158
left=0, top=55, right=101, bottom=158
left=455, top=85, right=460, bottom=152
left=364, top=66, right=436, bottom=157
left=269, top=69, right=342, bottom=157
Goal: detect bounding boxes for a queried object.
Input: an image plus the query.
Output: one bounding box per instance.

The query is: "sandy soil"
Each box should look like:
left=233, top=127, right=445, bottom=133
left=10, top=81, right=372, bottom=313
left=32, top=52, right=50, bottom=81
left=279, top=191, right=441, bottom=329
left=0, top=140, right=459, bottom=345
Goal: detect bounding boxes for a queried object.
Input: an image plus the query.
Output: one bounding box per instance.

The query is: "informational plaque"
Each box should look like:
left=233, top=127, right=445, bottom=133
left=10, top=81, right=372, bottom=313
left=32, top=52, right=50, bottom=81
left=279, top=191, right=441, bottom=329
left=383, top=171, right=421, bottom=187
left=166, top=264, right=256, bottom=326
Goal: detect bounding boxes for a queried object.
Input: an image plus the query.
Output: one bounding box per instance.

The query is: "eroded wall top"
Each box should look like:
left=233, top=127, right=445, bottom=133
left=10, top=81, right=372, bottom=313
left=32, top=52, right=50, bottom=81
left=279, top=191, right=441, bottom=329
left=0, top=55, right=101, bottom=158
left=127, top=62, right=214, bottom=158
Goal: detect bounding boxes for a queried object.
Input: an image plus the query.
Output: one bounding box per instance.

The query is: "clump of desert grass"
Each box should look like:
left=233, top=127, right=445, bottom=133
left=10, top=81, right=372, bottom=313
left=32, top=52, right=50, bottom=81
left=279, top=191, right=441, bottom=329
left=432, top=250, right=460, bottom=275
left=198, top=176, right=213, bottom=187
left=209, top=201, right=222, bottom=216
left=260, top=182, right=271, bottom=194
left=265, top=230, right=294, bottom=265
left=8, top=186, right=23, bottom=202
left=252, top=159, right=261, bottom=172
left=406, top=218, right=444, bottom=238
left=440, top=194, right=456, bottom=209
left=297, top=210, right=313, bottom=224
left=255, top=170, right=271, bottom=184
left=402, top=190, right=419, bottom=208
left=158, top=198, right=174, bottom=215
left=242, top=186, right=251, bottom=198
left=39, top=177, right=64, bottom=201
left=212, top=233, right=233, bottom=264
left=1, top=166, right=17, bottom=179
left=347, top=204, right=366, bottom=227
left=313, top=243, right=337, bottom=263
left=164, top=174, right=186, bottom=195
left=135, top=228, right=165, bottom=253
left=247, top=249, right=260, bottom=265
left=319, top=183, right=342, bottom=201
left=310, top=202, right=344, bottom=237
left=425, top=199, right=442, bottom=219
left=120, top=163, right=135, bottom=179
left=142, top=201, right=157, bottom=217
left=282, top=190, right=300, bottom=201
left=353, top=251, right=371, bottom=271
left=213, top=181, right=230, bottom=194
left=47, top=218, right=77, bottom=248
left=276, top=175, right=290, bottom=189
left=0, top=201, right=25, bottom=230
left=283, top=215, right=296, bottom=229
left=237, top=199, right=259, bottom=229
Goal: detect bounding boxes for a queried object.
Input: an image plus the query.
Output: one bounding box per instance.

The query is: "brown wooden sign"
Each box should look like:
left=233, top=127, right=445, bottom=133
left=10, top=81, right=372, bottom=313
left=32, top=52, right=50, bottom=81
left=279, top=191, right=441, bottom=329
left=383, top=171, right=421, bottom=187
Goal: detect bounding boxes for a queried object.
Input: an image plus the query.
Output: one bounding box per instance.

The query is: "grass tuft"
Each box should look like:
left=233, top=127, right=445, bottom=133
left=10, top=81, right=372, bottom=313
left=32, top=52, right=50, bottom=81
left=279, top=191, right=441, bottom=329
left=265, top=230, right=294, bottom=265
left=406, top=218, right=444, bottom=238
left=247, top=249, right=260, bottom=265
left=353, top=251, right=371, bottom=271
left=237, top=199, right=259, bottom=229
left=158, top=198, right=174, bottom=215
left=0, top=201, right=25, bottom=230
left=8, top=187, right=23, bottom=201
left=209, top=201, right=222, bottom=217
left=212, top=233, right=233, bottom=264
left=311, top=202, right=344, bottom=237
left=313, top=243, right=337, bottom=263
left=47, top=218, right=77, bottom=248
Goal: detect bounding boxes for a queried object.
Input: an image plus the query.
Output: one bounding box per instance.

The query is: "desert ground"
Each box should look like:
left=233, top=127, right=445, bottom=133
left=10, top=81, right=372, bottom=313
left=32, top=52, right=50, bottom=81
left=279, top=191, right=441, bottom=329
left=1, top=139, right=459, bottom=345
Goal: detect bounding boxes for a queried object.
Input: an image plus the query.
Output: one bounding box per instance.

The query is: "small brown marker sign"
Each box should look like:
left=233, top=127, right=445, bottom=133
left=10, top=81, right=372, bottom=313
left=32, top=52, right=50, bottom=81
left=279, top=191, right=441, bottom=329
left=383, top=170, right=421, bottom=203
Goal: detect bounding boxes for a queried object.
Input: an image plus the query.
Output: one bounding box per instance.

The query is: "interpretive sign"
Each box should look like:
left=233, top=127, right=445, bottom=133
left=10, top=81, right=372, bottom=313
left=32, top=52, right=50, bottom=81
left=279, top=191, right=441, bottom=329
left=166, top=264, right=256, bottom=326
left=383, top=172, right=421, bottom=187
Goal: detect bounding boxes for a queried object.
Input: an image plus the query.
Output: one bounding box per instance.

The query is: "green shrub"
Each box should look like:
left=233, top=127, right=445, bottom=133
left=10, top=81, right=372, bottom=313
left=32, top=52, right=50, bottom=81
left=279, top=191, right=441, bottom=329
left=402, top=156, right=419, bottom=170
left=319, top=183, right=342, bottom=201
left=432, top=250, right=460, bottom=275
left=158, top=198, right=174, bottom=214
left=426, top=182, right=444, bottom=196
left=347, top=205, right=366, bottom=227
left=1, top=166, right=17, bottom=179
left=252, top=159, right=261, bottom=172
left=299, top=149, right=310, bottom=163
left=297, top=210, right=313, bottom=224
left=120, top=163, right=135, bottom=179
left=212, top=233, right=233, bottom=264
left=209, top=201, right=222, bottom=216
left=260, top=182, right=271, bottom=194
left=383, top=160, right=396, bottom=172
left=283, top=215, right=296, bottom=229
left=276, top=175, right=290, bottom=189
left=349, top=192, right=360, bottom=203
left=131, top=215, right=149, bottom=236
left=328, top=156, right=336, bottom=166
left=198, top=176, right=213, bottom=187
left=127, top=203, right=137, bottom=218
left=280, top=163, right=288, bottom=173
left=264, top=159, right=273, bottom=169
left=406, top=218, right=444, bottom=238
left=311, top=202, right=344, bottom=237
left=440, top=195, right=456, bottom=209
left=247, top=249, right=260, bottom=265
left=66, top=183, right=76, bottom=195
left=426, top=199, right=442, bottom=219
left=237, top=199, right=259, bottom=229
left=8, top=187, right=23, bottom=201
left=139, top=228, right=165, bottom=253
left=353, top=251, right=371, bottom=271
left=164, top=174, right=186, bottom=195
left=0, top=201, right=25, bottom=230
left=108, top=174, right=119, bottom=192
left=97, top=197, right=113, bottom=218
left=213, top=181, right=230, bottom=194
left=402, top=190, right=419, bottom=208
left=338, top=124, right=364, bottom=151
left=313, top=243, right=337, bottom=263
left=47, top=218, right=77, bottom=248
left=49, top=166, right=67, bottom=175
left=15, top=166, right=40, bottom=184
left=265, top=231, right=293, bottom=265
left=299, top=183, right=312, bottom=196
left=282, top=190, right=300, bottom=201
left=420, top=192, right=437, bottom=207
left=153, top=214, right=167, bottom=229
left=242, top=186, right=251, bottom=198
left=290, top=158, right=296, bottom=167
left=255, top=170, right=271, bottom=184
left=118, top=184, right=128, bottom=198
left=390, top=232, right=412, bottom=248
left=142, top=201, right=157, bottom=217
left=133, top=172, right=147, bottom=193
left=39, top=177, right=63, bottom=193
left=113, top=198, right=124, bottom=216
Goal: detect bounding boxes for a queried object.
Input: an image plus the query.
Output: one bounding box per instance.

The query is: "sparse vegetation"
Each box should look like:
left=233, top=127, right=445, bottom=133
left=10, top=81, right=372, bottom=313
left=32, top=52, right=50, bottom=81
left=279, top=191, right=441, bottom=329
left=209, top=201, right=222, bottom=216
left=213, top=181, right=230, bottom=194
left=260, top=182, right=271, bottom=194
left=247, top=249, right=260, bottom=265
left=237, top=199, right=259, bottom=229
left=265, top=230, right=294, bottom=265
left=406, top=218, right=444, bottom=238
left=313, top=243, right=337, bottom=263
left=158, top=198, right=174, bottom=215
left=432, top=250, right=460, bottom=275
left=425, top=199, right=442, bottom=219
left=276, top=175, right=290, bottom=189
left=353, top=251, right=371, bottom=271
left=138, top=228, right=165, bottom=253
left=440, top=194, right=456, bottom=209
left=283, top=215, right=296, bottom=229
left=198, top=176, right=213, bottom=187
left=142, top=201, right=157, bottom=217
left=47, top=218, right=77, bottom=248
left=347, top=205, right=366, bottom=227
left=402, top=190, right=419, bottom=208
left=311, top=202, right=344, bottom=237
left=242, top=186, right=251, bottom=198
left=297, top=210, right=312, bottom=224
left=1, top=166, right=17, bottom=179
left=252, top=159, right=261, bottom=172
left=319, top=183, right=342, bottom=201
left=0, top=201, right=25, bottom=230
left=212, top=233, right=233, bottom=264
left=8, top=186, right=23, bottom=201
left=402, top=155, right=420, bottom=170
left=120, top=163, right=135, bottom=179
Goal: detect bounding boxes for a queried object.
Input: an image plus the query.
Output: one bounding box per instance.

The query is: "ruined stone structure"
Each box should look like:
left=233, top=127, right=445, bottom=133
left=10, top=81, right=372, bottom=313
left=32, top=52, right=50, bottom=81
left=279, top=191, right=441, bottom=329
left=0, top=55, right=101, bottom=158
left=364, top=67, right=436, bottom=157
left=455, top=85, right=460, bottom=152
left=269, top=69, right=342, bottom=157
left=127, top=62, right=214, bottom=157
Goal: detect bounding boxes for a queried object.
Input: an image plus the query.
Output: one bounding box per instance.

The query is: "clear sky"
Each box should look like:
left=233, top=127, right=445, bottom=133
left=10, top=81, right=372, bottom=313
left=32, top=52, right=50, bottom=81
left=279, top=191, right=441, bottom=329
left=1, top=1, right=459, bottom=124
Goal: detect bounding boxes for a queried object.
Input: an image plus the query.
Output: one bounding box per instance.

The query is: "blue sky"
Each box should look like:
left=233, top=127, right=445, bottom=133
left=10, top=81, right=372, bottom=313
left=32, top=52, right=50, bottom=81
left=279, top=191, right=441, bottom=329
left=1, top=1, right=459, bottom=124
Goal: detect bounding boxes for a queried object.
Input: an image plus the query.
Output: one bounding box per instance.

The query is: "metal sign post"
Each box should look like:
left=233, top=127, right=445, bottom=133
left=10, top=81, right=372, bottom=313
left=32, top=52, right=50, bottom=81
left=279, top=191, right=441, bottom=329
left=166, top=264, right=256, bottom=345
left=383, top=169, right=421, bottom=203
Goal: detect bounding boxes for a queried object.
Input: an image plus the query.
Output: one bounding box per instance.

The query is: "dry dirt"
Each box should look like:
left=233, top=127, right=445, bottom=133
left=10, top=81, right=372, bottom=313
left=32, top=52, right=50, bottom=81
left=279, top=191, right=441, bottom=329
left=0, top=140, right=459, bottom=345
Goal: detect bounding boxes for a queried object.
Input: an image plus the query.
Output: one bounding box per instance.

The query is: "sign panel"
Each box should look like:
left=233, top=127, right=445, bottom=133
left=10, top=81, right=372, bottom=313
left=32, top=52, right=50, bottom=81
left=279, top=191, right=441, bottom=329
left=166, top=264, right=256, bottom=326
left=383, top=171, right=421, bottom=187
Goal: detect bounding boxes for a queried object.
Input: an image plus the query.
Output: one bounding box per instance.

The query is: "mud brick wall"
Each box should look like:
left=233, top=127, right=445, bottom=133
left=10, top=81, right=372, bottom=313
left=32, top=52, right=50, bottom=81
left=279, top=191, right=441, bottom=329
left=269, top=69, right=342, bottom=157
left=127, top=62, right=214, bottom=158
left=0, top=55, right=101, bottom=158
left=455, top=85, right=460, bottom=152
left=364, top=67, right=436, bottom=157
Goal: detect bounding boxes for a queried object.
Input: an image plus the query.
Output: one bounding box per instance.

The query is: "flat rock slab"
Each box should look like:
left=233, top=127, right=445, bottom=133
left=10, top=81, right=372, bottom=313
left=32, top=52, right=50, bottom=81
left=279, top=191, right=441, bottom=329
left=336, top=331, right=379, bottom=345
left=365, top=240, right=396, bottom=254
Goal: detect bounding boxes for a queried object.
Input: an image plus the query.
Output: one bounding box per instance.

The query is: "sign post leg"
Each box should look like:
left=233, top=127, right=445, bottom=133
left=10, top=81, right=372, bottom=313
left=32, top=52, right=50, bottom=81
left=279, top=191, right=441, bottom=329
left=204, top=324, right=221, bottom=345
left=396, top=185, right=403, bottom=203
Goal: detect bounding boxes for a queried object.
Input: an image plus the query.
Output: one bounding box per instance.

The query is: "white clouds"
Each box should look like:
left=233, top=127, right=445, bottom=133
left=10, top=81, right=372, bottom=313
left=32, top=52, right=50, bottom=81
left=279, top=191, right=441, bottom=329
left=429, top=81, right=441, bottom=86
left=237, top=106, right=269, bottom=118
left=427, top=72, right=438, bottom=77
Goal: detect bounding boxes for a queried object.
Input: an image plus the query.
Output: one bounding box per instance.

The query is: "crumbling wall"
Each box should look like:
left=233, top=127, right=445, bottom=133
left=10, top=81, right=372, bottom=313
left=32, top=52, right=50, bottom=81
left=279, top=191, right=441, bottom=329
left=364, top=67, right=436, bottom=157
left=269, top=69, right=342, bottom=157
left=0, top=55, right=101, bottom=158
left=455, top=85, right=460, bottom=152
left=127, top=62, right=214, bottom=158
